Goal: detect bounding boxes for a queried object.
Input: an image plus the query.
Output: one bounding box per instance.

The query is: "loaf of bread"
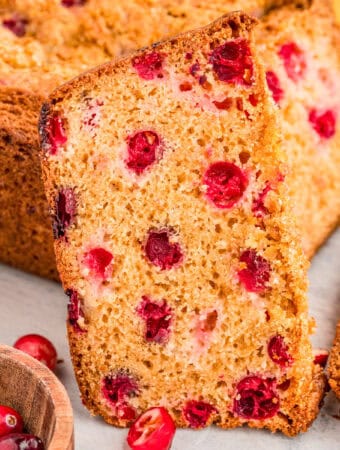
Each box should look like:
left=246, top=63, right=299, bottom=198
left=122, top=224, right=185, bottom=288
left=1, top=0, right=339, bottom=278
left=39, top=12, right=325, bottom=435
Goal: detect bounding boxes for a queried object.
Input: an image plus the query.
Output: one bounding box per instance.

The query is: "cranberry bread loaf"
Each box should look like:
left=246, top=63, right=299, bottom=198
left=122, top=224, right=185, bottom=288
left=256, top=0, right=340, bottom=256
left=329, top=321, right=340, bottom=399
left=39, top=13, right=325, bottom=435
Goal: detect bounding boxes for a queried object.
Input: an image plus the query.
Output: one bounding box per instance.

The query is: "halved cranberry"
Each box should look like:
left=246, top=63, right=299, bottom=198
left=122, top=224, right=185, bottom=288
left=313, top=349, right=329, bottom=367
left=132, top=52, right=165, bottom=80
left=233, top=376, right=279, bottom=420
left=102, top=371, right=139, bottom=420
left=278, top=42, right=306, bottom=82
left=309, top=109, right=336, bottom=139
left=61, top=0, right=87, bottom=6
left=83, top=247, right=113, bottom=280
left=0, top=406, right=23, bottom=437
left=0, top=434, right=45, bottom=449
left=66, top=289, right=86, bottom=332
left=52, top=188, right=76, bottom=239
left=13, top=334, right=57, bottom=371
left=266, top=71, right=284, bottom=104
left=238, top=249, right=271, bottom=293
left=43, top=113, right=67, bottom=155
left=203, top=162, right=248, bottom=209
left=268, top=335, right=293, bottom=368
left=144, top=229, right=183, bottom=270
left=2, top=15, right=28, bottom=37
left=127, top=407, right=175, bottom=450
left=183, top=400, right=218, bottom=428
left=126, top=131, right=161, bottom=175
left=210, top=38, right=253, bottom=85
left=137, top=296, right=172, bottom=344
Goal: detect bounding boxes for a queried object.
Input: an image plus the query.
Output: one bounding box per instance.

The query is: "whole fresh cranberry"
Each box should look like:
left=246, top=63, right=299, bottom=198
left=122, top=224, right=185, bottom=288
left=13, top=335, right=57, bottom=371
left=268, top=335, right=293, bottom=368
left=0, top=433, right=44, bottom=449
left=2, top=15, right=28, bottom=37
left=0, top=406, right=23, bottom=437
left=203, top=162, right=248, bottom=209
left=183, top=400, right=218, bottom=428
left=210, top=39, right=253, bottom=85
left=144, top=229, right=183, bottom=270
left=238, top=249, right=271, bottom=293
left=132, top=52, right=166, bottom=80
left=127, top=407, right=175, bottom=450
left=233, top=376, right=279, bottom=420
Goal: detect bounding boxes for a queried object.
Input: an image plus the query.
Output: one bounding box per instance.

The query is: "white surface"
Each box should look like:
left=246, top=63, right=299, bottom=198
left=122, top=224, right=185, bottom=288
left=1, top=230, right=340, bottom=450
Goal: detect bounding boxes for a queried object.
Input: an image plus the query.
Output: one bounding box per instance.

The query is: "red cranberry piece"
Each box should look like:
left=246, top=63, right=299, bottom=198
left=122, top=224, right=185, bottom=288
left=238, top=249, right=271, bottom=293
left=213, top=97, right=233, bottom=110
left=313, top=349, right=329, bottom=367
left=126, top=131, right=161, bottom=175
left=0, top=406, right=23, bottom=437
left=278, top=42, right=306, bottom=82
left=127, top=407, right=175, bottom=450
left=0, top=434, right=45, bottom=449
left=13, top=334, right=57, bottom=371
left=61, top=0, right=87, bottom=6
left=210, top=38, right=253, bottom=85
left=203, top=162, right=248, bottom=209
left=2, top=15, right=28, bottom=37
left=233, top=376, right=279, bottom=420
left=309, top=109, right=336, bottom=139
left=43, top=113, right=67, bottom=155
left=144, top=229, right=183, bottom=270
left=102, top=371, right=139, bottom=420
left=183, top=400, right=218, bottom=429
left=252, top=181, right=272, bottom=217
left=179, top=82, right=192, bottom=92
left=52, top=188, right=76, bottom=239
left=132, top=52, right=165, bottom=80
left=268, top=335, right=293, bottom=368
left=277, top=379, right=291, bottom=391
left=83, top=247, right=113, bottom=279
left=137, top=296, right=172, bottom=344
left=266, top=71, right=284, bottom=104
left=66, top=289, right=86, bottom=332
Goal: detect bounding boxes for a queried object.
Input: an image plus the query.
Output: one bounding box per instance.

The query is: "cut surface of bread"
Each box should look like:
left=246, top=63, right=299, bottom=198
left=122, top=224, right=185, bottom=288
left=329, top=321, right=340, bottom=399
left=39, top=12, right=325, bottom=436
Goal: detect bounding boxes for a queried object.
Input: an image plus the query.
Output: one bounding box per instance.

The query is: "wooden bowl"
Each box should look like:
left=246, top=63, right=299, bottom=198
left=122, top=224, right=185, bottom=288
left=0, top=344, right=74, bottom=449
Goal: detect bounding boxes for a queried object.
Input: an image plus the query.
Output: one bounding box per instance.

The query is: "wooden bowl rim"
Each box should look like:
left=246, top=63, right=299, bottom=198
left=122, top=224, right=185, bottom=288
left=0, top=344, right=74, bottom=450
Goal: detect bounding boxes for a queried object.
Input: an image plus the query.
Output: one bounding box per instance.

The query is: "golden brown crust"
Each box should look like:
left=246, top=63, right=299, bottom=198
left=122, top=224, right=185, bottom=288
left=329, top=321, right=340, bottom=399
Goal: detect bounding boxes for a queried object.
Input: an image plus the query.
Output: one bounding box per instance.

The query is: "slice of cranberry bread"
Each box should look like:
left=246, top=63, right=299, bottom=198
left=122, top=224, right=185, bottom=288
left=329, top=321, right=340, bottom=399
left=39, top=12, right=325, bottom=435
left=256, top=0, right=340, bottom=256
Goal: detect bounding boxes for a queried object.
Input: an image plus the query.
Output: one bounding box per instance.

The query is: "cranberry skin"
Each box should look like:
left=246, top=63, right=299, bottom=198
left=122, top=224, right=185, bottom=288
left=13, top=335, right=57, bottom=371
left=2, top=15, right=28, bottom=37
left=268, top=335, right=293, bottom=368
left=210, top=38, right=253, bottom=85
left=137, top=297, right=172, bottom=344
left=183, top=400, right=218, bottom=429
left=278, top=42, right=306, bottom=82
left=309, top=109, right=336, bottom=139
left=266, top=71, right=284, bottom=104
left=132, top=52, right=165, bottom=80
left=203, top=162, right=248, bottom=209
left=238, top=249, right=271, bottom=293
left=83, top=247, right=113, bottom=279
left=66, top=289, right=85, bottom=332
left=126, top=131, right=161, bottom=175
left=127, top=407, right=175, bottom=450
left=144, top=229, right=183, bottom=270
left=0, top=434, right=44, bottom=449
left=233, top=376, right=280, bottom=420
left=61, top=0, right=87, bottom=7
left=0, top=406, right=23, bottom=437
left=102, top=372, right=139, bottom=420
left=52, top=188, right=76, bottom=239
